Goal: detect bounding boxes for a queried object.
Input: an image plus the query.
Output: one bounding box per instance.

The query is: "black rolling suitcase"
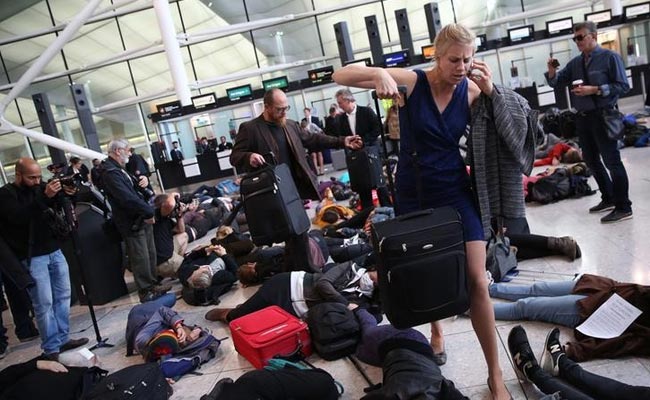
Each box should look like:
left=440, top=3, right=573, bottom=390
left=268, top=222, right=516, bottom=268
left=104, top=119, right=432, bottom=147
left=370, top=87, right=469, bottom=329
left=240, top=163, right=310, bottom=246
left=346, top=148, right=383, bottom=193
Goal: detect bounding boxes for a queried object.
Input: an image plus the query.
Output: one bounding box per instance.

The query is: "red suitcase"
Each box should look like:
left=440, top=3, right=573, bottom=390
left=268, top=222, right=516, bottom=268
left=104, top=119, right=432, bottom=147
left=229, top=306, right=312, bottom=369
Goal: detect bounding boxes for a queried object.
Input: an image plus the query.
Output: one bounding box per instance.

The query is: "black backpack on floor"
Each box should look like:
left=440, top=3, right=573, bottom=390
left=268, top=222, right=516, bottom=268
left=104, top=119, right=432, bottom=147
left=83, top=363, right=172, bottom=400
left=307, top=302, right=360, bottom=361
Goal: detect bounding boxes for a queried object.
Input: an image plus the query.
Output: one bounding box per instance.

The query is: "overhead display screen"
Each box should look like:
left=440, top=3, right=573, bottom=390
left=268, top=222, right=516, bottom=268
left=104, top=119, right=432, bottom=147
left=625, top=2, right=650, bottom=20
left=226, top=84, right=253, bottom=102
left=421, top=44, right=435, bottom=60
left=508, top=25, right=534, bottom=44
left=546, top=17, right=573, bottom=37
left=262, top=76, right=289, bottom=91
left=585, top=9, right=612, bottom=25
left=382, top=49, right=410, bottom=68
left=308, top=66, right=334, bottom=84
left=343, top=58, right=371, bottom=67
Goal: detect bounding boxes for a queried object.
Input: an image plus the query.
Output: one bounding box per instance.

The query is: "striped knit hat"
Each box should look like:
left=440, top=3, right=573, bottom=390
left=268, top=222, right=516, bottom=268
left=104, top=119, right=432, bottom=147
left=146, top=329, right=179, bottom=361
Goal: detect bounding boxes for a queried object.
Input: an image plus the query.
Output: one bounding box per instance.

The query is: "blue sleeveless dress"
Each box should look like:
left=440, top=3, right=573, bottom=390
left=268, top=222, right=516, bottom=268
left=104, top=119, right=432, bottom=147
left=395, top=69, right=484, bottom=241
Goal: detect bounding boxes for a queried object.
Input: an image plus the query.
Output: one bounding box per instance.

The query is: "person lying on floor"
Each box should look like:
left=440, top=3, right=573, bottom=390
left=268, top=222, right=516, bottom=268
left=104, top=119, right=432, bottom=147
left=534, top=142, right=582, bottom=167
left=0, top=356, right=93, bottom=400
left=177, top=244, right=239, bottom=306
left=204, top=261, right=378, bottom=323
left=352, top=306, right=469, bottom=400
left=490, top=274, right=650, bottom=361
left=125, top=293, right=205, bottom=360
left=508, top=325, right=650, bottom=400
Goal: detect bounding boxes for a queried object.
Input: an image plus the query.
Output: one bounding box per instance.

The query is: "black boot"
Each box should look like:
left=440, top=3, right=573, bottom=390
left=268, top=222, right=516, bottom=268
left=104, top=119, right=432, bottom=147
left=547, top=236, right=581, bottom=261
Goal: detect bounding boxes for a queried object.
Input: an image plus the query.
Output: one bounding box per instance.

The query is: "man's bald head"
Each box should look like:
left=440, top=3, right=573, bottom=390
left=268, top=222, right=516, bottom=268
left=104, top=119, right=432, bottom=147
left=14, top=158, right=43, bottom=187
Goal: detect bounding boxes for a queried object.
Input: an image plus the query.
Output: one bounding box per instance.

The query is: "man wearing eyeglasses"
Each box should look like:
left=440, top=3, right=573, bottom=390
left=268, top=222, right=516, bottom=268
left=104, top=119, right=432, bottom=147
left=230, top=88, right=362, bottom=272
left=545, top=21, right=631, bottom=223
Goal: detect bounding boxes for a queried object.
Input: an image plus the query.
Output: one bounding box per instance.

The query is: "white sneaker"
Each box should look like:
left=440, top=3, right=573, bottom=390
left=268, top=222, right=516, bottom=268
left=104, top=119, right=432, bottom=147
left=485, top=270, right=494, bottom=286
left=342, top=234, right=360, bottom=247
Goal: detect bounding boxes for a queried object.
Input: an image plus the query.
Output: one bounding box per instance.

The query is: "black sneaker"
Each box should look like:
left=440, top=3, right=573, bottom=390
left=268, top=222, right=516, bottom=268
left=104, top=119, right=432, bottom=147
left=507, top=325, right=539, bottom=382
left=540, top=328, right=564, bottom=377
left=589, top=201, right=615, bottom=213
left=601, top=209, right=633, bottom=223
left=139, top=291, right=165, bottom=303
left=60, top=337, right=90, bottom=352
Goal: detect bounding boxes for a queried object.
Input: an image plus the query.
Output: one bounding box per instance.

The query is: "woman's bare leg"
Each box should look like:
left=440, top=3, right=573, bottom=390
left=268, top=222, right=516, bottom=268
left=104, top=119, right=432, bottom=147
left=466, top=240, right=509, bottom=400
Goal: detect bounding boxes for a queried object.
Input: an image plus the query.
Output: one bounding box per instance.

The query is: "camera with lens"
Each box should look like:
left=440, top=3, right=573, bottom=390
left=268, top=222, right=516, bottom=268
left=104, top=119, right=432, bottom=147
left=169, top=195, right=187, bottom=219
left=133, top=172, right=155, bottom=202
left=46, top=163, right=80, bottom=195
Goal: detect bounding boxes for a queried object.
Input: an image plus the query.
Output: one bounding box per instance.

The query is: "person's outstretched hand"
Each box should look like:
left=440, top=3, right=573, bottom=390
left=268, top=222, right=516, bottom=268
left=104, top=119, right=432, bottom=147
left=344, top=135, right=363, bottom=150
left=36, top=360, right=68, bottom=373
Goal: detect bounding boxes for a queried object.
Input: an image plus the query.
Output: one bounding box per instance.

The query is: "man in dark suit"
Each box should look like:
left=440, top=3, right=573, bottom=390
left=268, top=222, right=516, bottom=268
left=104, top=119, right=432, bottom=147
left=170, top=141, right=184, bottom=162
left=301, top=107, right=323, bottom=129
left=217, top=136, right=233, bottom=152
left=230, top=89, right=362, bottom=272
left=335, top=88, right=391, bottom=209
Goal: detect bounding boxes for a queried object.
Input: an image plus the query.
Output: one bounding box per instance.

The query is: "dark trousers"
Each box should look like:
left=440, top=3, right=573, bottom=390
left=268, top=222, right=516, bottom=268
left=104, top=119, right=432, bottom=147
left=323, top=237, right=372, bottom=263
left=576, top=112, right=631, bottom=212
left=0, top=272, right=38, bottom=340
left=284, top=232, right=317, bottom=273
left=508, top=233, right=553, bottom=260
left=123, top=224, right=158, bottom=293
left=227, top=273, right=293, bottom=322
left=530, top=356, right=650, bottom=400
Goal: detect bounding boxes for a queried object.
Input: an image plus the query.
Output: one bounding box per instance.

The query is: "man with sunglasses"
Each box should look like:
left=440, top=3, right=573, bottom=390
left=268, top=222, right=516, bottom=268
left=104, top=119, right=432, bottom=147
left=545, top=21, right=631, bottom=223
left=230, top=88, right=362, bottom=272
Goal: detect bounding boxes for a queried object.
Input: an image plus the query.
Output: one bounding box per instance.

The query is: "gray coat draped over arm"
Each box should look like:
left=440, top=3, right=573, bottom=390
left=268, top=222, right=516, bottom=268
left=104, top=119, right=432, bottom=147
left=468, top=84, right=538, bottom=239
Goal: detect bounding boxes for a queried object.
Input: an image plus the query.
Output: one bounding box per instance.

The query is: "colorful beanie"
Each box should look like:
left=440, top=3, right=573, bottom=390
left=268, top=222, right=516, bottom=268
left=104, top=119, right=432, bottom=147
left=146, top=329, right=179, bottom=361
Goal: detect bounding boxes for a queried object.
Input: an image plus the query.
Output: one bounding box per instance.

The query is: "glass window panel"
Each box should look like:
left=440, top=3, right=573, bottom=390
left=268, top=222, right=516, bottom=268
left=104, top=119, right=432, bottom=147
left=252, top=19, right=323, bottom=80
left=1, top=34, right=67, bottom=83
left=246, top=1, right=312, bottom=19
left=116, top=7, right=164, bottom=50
left=0, top=132, right=31, bottom=179
left=62, top=19, right=123, bottom=70
left=190, top=34, right=259, bottom=83
left=0, top=1, right=52, bottom=40
left=129, top=50, right=191, bottom=96
left=48, top=0, right=115, bottom=23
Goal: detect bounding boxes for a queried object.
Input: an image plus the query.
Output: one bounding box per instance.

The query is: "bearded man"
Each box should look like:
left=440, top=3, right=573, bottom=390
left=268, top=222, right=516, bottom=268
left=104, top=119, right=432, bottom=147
left=230, top=88, right=362, bottom=271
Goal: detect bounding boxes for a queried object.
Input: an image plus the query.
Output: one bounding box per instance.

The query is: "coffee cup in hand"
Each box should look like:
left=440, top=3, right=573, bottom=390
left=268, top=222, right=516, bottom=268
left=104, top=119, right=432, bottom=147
left=571, top=79, right=584, bottom=89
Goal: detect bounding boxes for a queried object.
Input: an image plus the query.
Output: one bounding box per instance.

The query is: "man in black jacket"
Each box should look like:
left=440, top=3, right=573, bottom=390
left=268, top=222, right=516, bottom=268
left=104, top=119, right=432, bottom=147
left=230, top=88, right=362, bottom=271
left=101, top=139, right=170, bottom=303
left=170, top=141, right=184, bottom=162
left=335, top=88, right=391, bottom=209
left=0, top=158, right=88, bottom=360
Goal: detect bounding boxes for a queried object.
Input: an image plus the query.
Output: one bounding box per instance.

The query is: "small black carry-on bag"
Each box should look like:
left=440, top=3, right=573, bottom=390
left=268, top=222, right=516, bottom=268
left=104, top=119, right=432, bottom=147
left=346, top=148, right=383, bottom=193
left=239, top=157, right=310, bottom=246
left=370, top=87, right=470, bottom=329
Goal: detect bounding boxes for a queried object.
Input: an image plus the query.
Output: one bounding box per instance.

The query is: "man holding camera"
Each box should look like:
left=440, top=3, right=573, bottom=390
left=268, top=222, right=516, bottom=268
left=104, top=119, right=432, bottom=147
left=102, top=139, right=171, bottom=303
left=153, top=193, right=189, bottom=279
left=0, top=158, right=88, bottom=360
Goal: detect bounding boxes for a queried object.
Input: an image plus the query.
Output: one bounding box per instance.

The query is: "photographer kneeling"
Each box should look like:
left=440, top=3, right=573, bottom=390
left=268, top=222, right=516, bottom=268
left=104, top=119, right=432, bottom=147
left=153, top=193, right=189, bottom=279
left=0, top=158, right=88, bottom=360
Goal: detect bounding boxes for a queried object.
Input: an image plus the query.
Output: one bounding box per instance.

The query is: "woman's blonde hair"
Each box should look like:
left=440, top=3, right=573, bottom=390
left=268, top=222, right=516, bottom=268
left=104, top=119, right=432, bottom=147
left=433, top=23, right=476, bottom=60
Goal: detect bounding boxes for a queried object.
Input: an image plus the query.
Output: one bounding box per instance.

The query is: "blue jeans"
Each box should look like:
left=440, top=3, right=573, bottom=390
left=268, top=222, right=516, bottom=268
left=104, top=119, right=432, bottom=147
left=490, top=280, right=585, bottom=328
left=576, top=113, right=632, bottom=212
left=23, top=249, right=71, bottom=354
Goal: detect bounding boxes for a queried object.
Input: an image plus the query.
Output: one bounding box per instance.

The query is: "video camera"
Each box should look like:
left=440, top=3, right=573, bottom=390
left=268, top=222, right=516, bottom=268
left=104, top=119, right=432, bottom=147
left=47, top=162, right=81, bottom=193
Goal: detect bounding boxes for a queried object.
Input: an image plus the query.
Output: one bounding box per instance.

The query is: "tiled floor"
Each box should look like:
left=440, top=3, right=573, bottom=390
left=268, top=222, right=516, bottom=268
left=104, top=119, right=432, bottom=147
left=2, top=136, right=650, bottom=399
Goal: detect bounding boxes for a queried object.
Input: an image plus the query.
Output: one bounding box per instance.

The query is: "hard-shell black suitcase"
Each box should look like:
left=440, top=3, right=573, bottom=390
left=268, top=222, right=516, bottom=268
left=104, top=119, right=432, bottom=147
left=240, top=163, right=310, bottom=246
left=346, top=147, right=383, bottom=192
left=371, top=207, right=469, bottom=329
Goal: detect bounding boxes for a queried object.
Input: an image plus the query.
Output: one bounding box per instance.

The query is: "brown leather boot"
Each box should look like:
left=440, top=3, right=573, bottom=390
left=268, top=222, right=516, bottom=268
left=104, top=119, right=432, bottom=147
left=205, top=308, right=233, bottom=323
left=547, top=236, right=581, bottom=261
